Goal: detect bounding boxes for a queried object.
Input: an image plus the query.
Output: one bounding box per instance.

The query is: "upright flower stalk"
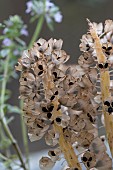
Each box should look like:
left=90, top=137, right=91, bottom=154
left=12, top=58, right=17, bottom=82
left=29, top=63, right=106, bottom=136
left=87, top=19, right=113, bottom=157
left=0, top=52, right=27, bottom=170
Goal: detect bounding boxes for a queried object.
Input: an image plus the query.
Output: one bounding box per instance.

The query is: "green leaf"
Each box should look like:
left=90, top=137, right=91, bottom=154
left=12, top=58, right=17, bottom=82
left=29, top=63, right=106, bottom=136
left=7, top=104, right=21, bottom=114
left=7, top=116, right=14, bottom=124
left=15, top=37, right=26, bottom=46
left=0, top=23, right=5, bottom=28
left=3, top=159, right=12, bottom=169
left=0, top=75, right=4, bottom=81
left=0, top=138, right=11, bottom=150
left=0, top=49, right=10, bottom=58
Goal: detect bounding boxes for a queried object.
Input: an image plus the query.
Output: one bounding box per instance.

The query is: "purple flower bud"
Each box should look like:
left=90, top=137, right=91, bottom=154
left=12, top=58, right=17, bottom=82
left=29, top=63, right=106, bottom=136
left=46, top=0, right=54, bottom=11
left=20, top=27, right=28, bottom=36
left=2, top=38, right=12, bottom=46
left=3, top=28, right=8, bottom=34
left=26, top=1, right=33, bottom=13
left=13, top=49, right=19, bottom=56
left=53, top=12, right=63, bottom=23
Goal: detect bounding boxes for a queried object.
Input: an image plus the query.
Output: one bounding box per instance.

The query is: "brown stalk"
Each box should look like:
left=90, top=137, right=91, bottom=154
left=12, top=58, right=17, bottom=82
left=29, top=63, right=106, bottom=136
left=43, top=71, right=82, bottom=169
left=88, top=20, right=113, bottom=157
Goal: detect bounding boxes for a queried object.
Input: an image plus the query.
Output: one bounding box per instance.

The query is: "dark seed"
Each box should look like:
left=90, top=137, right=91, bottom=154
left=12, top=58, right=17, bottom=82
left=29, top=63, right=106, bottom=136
left=50, top=95, right=55, bottom=100
left=86, top=44, right=90, bottom=51
left=107, top=46, right=112, bottom=51
left=87, top=113, right=90, bottom=117
left=37, top=124, right=43, bottom=128
left=108, top=107, right=113, bottom=114
left=53, top=72, right=57, bottom=78
left=38, top=65, right=43, bottom=70
left=104, top=63, right=108, bottom=68
left=48, top=105, right=54, bottom=112
left=98, top=63, right=103, bottom=69
left=104, top=101, right=110, bottom=106
left=88, top=157, right=92, bottom=161
left=102, top=46, right=106, bottom=50
left=38, top=71, right=43, bottom=75
left=42, top=107, right=48, bottom=112
left=54, top=91, right=58, bottom=95
left=34, top=55, right=38, bottom=61
left=56, top=117, right=61, bottom=123
left=50, top=151, right=56, bottom=156
left=37, top=42, right=41, bottom=46
left=87, top=162, right=90, bottom=167
left=47, top=112, right=52, bottom=119
left=57, top=104, right=61, bottom=111
left=89, top=116, right=94, bottom=123
left=24, top=78, right=27, bottom=81
left=105, top=51, right=110, bottom=55
left=82, top=156, right=87, bottom=162
left=69, top=82, right=74, bottom=85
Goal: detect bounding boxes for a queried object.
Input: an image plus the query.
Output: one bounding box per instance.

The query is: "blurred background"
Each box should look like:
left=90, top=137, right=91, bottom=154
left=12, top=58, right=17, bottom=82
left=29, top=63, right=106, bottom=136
left=0, top=0, right=113, bottom=165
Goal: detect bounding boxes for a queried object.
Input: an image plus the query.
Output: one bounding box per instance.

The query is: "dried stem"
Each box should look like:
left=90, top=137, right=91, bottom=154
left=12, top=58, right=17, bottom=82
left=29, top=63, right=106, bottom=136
left=0, top=54, right=27, bottom=170
left=43, top=72, right=81, bottom=169
left=89, top=21, right=113, bottom=157
left=53, top=100, right=82, bottom=169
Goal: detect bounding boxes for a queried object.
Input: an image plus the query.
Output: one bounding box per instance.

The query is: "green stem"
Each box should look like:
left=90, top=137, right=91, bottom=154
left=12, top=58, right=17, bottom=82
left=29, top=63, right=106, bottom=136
left=0, top=54, right=27, bottom=170
left=28, top=15, right=44, bottom=49
left=20, top=100, right=30, bottom=169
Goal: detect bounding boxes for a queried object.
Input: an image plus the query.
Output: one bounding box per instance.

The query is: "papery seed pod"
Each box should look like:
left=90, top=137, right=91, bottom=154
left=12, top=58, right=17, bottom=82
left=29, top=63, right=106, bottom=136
left=81, top=151, right=96, bottom=169
left=79, top=34, right=94, bottom=52
left=78, top=52, right=95, bottom=69
left=55, top=114, right=70, bottom=128
left=104, top=20, right=113, bottom=33
left=77, top=131, right=94, bottom=148
left=39, top=157, right=55, bottom=170
left=45, top=129, right=59, bottom=146
left=95, top=152, right=112, bottom=169
left=48, top=148, right=61, bottom=162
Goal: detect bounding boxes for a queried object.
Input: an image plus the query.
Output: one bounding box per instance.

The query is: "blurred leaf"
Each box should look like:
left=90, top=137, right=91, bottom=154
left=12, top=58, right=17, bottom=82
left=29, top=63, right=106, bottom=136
left=0, top=23, right=5, bottom=28
left=0, top=35, right=5, bottom=40
left=0, top=138, right=11, bottom=150
left=7, top=104, right=21, bottom=114
left=0, top=49, right=10, bottom=58
left=3, top=159, right=12, bottom=169
left=7, top=116, right=14, bottom=124
left=0, top=75, right=4, bottom=81
left=15, top=37, right=26, bottom=46
left=30, top=15, right=39, bottom=23
left=47, top=21, right=54, bottom=31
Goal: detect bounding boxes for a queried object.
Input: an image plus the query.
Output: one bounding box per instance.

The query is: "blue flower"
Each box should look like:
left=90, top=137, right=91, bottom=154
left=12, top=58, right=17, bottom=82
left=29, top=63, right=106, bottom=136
left=26, top=0, right=63, bottom=24
left=26, top=1, right=33, bottom=13
left=2, top=38, right=12, bottom=46
left=53, top=12, right=62, bottom=23
left=20, top=26, right=28, bottom=36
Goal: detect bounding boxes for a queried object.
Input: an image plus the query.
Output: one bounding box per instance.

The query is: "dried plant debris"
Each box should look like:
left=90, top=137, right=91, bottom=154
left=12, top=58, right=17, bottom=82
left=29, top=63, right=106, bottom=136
left=16, top=19, right=113, bottom=169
